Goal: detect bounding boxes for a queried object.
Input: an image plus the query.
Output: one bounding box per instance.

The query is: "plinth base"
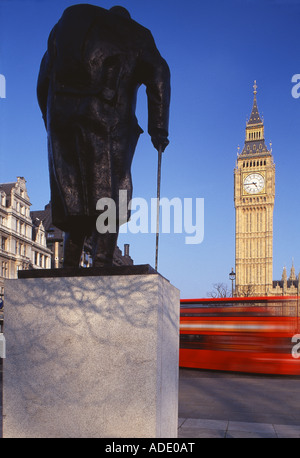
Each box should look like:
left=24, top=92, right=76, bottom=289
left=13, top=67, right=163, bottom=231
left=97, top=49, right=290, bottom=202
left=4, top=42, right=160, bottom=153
left=3, top=270, right=180, bottom=438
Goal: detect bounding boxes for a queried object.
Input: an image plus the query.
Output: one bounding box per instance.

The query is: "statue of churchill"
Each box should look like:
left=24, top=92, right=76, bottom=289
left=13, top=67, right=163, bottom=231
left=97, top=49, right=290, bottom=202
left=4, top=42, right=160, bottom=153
left=37, top=4, right=170, bottom=267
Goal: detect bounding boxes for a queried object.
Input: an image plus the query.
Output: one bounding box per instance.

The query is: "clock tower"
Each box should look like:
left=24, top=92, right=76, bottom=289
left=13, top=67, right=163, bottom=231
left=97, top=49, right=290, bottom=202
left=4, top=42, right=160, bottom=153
left=234, top=82, right=275, bottom=296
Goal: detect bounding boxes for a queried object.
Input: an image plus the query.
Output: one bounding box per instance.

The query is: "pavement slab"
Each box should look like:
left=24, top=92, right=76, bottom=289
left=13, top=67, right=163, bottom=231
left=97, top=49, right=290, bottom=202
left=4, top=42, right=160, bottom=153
left=178, top=417, right=300, bottom=438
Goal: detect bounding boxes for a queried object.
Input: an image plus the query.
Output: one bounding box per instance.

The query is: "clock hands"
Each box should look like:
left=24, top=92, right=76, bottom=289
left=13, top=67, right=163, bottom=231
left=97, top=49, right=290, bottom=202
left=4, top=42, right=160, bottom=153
left=244, top=174, right=264, bottom=194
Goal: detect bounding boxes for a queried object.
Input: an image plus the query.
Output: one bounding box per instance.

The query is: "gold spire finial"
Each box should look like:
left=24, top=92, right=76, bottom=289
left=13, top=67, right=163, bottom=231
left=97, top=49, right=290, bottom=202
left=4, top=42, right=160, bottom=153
left=253, top=80, right=257, bottom=95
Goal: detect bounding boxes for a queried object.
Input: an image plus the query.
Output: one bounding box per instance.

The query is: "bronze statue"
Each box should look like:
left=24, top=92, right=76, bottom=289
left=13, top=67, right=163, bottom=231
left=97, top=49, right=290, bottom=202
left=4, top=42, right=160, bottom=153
left=37, top=4, right=170, bottom=267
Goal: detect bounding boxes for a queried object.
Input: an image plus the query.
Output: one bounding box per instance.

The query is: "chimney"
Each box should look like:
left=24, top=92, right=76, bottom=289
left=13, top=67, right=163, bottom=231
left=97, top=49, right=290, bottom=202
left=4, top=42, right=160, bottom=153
left=124, top=244, right=130, bottom=257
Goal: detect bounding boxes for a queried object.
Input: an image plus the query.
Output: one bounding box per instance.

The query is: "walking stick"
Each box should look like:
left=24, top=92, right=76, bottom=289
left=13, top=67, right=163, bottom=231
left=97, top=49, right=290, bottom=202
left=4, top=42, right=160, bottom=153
left=155, top=145, right=163, bottom=271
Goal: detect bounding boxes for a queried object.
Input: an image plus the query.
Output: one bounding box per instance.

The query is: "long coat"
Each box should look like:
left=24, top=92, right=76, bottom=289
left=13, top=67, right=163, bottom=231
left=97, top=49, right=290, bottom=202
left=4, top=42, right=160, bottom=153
left=37, top=4, right=170, bottom=233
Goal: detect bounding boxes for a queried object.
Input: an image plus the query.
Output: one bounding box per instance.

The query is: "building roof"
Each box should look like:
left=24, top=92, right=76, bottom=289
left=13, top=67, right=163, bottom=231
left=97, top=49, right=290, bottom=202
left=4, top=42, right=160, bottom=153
left=0, top=182, right=16, bottom=207
left=247, top=89, right=263, bottom=126
left=240, top=141, right=270, bottom=157
left=0, top=182, right=16, bottom=195
left=0, top=177, right=30, bottom=208
left=31, top=203, right=63, bottom=241
left=273, top=280, right=299, bottom=289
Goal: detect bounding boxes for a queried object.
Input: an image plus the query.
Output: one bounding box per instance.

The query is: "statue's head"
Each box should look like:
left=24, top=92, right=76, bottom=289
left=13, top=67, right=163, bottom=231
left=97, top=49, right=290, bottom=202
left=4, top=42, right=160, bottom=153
left=109, top=6, right=131, bottom=19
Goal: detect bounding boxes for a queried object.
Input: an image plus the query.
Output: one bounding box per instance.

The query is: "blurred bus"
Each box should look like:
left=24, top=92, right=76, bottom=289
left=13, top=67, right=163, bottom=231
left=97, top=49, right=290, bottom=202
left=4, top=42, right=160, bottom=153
left=180, top=296, right=300, bottom=375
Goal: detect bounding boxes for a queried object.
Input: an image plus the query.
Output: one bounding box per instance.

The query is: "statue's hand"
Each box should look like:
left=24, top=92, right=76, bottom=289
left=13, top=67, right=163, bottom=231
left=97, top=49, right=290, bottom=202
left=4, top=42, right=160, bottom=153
left=151, top=135, right=169, bottom=152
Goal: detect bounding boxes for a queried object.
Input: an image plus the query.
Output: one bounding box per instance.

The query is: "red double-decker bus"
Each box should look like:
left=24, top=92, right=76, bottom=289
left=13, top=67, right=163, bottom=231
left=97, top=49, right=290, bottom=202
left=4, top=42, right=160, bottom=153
left=180, top=296, right=300, bottom=375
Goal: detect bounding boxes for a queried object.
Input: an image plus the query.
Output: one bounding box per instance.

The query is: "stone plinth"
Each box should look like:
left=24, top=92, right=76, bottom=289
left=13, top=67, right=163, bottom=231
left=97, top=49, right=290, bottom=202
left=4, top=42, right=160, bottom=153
left=3, top=270, right=180, bottom=438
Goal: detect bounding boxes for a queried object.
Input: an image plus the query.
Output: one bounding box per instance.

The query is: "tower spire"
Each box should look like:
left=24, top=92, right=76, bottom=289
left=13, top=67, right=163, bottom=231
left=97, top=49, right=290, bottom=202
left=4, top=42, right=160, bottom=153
left=239, top=81, right=270, bottom=156
left=253, top=80, right=257, bottom=96
left=247, top=80, right=262, bottom=126
left=289, top=259, right=296, bottom=281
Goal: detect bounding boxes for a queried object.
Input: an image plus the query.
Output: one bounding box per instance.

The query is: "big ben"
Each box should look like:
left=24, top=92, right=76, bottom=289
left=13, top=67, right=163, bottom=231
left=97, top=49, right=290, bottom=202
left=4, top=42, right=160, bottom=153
left=234, top=82, right=275, bottom=296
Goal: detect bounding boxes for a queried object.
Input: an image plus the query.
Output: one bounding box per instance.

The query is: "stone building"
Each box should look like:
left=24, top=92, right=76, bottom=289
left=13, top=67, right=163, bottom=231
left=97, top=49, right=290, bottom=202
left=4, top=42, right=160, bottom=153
left=0, top=177, right=52, bottom=296
left=0, top=176, right=133, bottom=297
left=272, top=264, right=300, bottom=297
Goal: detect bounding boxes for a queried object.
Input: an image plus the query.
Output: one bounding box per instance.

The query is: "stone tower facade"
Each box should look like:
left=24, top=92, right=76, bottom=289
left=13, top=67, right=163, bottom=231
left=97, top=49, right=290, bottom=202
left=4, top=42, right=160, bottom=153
left=234, top=82, right=275, bottom=296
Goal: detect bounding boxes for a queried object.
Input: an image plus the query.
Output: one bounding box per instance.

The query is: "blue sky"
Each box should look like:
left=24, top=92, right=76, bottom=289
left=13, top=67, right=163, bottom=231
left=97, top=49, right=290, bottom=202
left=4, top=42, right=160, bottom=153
left=0, top=0, right=300, bottom=298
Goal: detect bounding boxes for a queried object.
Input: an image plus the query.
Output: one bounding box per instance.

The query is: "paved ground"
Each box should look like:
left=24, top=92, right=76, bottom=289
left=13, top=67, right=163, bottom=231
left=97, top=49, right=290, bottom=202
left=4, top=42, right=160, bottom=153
left=178, top=368, right=300, bottom=438
left=178, top=417, right=300, bottom=438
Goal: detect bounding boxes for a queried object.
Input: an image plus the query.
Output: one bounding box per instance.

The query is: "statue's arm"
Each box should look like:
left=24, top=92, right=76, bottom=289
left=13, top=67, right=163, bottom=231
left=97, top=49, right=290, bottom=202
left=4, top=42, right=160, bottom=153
left=140, top=34, right=171, bottom=152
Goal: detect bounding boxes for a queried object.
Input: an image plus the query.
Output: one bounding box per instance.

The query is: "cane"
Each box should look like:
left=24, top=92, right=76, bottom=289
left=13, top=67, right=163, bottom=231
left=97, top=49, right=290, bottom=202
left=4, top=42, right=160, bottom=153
left=155, top=145, right=163, bottom=271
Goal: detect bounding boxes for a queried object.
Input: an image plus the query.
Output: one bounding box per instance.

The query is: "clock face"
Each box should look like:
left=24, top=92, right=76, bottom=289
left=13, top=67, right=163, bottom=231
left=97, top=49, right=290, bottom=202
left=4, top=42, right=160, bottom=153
left=243, top=173, right=265, bottom=194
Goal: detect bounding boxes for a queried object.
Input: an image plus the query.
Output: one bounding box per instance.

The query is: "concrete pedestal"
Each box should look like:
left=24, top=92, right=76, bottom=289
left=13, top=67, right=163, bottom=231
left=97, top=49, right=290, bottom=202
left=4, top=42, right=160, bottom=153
left=3, top=270, right=180, bottom=438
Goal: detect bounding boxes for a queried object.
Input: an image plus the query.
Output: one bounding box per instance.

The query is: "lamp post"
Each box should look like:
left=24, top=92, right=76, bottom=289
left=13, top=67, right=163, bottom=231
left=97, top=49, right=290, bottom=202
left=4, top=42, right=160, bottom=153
left=229, top=268, right=236, bottom=297
left=0, top=293, right=3, bottom=333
